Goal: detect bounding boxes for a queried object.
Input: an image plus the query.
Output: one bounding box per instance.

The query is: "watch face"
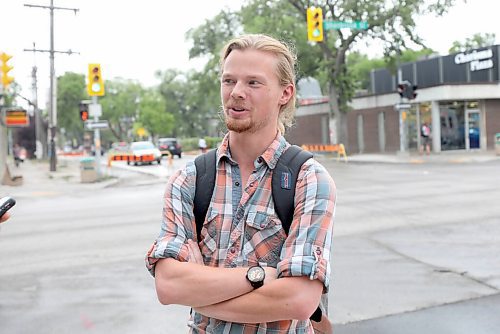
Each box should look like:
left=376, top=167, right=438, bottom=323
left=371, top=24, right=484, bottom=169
left=248, top=266, right=265, bottom=282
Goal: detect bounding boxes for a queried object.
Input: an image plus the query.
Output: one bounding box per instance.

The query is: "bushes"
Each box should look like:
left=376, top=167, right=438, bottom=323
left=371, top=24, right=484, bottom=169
left=180, top=137, right=222, bottom=151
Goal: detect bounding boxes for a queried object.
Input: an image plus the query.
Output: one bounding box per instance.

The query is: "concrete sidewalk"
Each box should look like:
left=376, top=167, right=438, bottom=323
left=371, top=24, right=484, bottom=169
left=0, top=156, right=130, bottom=199
left=319, top=149, right=500, bottom=164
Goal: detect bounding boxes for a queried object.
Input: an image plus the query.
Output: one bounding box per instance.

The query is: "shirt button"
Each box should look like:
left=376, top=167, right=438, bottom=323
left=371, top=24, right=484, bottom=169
left=316, top=248, right=322, bottom=256
left=230, top=247, right=236, bottom=253
left=235, top=181, right=240, bottom=186
left=257, top=157, right=263, bottom=163
left=231, top=263, right=236, bottom=268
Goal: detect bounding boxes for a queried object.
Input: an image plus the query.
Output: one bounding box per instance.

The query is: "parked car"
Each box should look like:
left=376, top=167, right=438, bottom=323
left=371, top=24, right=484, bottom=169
left=128, top=141, right=162, bottom=165
left=157, top=137, right=182, bottom=158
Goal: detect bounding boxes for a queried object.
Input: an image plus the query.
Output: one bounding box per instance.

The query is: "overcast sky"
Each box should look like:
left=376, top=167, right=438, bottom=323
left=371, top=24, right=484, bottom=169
left=2, top=0, right=500, bottom=108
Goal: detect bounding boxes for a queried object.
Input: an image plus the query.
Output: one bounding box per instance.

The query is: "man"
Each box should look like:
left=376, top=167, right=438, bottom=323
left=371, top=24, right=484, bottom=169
left=146, top=34, right=336, bottom=333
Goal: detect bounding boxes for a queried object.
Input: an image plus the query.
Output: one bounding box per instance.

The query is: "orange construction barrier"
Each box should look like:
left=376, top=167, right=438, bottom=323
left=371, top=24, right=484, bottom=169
left=301, top=143, right=348, bottom=162
left=107, top=154, right=155, bottom=166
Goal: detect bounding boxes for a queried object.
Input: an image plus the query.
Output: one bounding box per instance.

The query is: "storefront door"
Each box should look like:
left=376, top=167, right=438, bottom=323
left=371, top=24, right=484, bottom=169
left=466, top=109, right=481, bottom=149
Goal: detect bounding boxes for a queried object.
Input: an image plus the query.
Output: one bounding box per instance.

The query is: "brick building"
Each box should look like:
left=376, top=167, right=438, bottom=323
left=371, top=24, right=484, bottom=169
left=348, top=45, right=500, bottom=154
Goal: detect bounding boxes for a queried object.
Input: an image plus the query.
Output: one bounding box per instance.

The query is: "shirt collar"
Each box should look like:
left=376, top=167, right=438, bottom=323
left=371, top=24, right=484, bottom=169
left=216, top=132, right=289, bottom=169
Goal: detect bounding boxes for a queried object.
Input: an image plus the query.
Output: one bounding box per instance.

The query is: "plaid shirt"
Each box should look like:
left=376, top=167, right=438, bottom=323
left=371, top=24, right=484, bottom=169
left=146, top=133, right=336, bottom=333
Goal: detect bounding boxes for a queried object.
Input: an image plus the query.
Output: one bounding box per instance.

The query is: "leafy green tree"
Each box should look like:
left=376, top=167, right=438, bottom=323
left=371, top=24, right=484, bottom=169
left=285, top=0, right=462, bottom=143
left=186, top=0, right=460, bottom=144
left=449, top=33, right=496, bottom=53
left=136, top=88, right=174, bottom=138
left=56, top=72, right=86, bottom=146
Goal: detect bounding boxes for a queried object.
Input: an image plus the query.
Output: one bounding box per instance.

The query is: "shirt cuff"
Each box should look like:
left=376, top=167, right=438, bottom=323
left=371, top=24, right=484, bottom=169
left=145, top=240, right=190, bottom=277
left=277, top=252, right=330, bottom=292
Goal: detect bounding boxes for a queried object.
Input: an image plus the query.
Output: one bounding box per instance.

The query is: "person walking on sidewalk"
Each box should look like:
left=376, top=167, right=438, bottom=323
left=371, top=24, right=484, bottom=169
left=420, top=122, right=432, bottom=155
left=145, top=34, right=336, bottom=333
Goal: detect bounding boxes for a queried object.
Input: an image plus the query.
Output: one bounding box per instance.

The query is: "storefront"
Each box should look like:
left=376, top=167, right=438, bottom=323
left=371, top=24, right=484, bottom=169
left=348, top=45, right=500, bottom=154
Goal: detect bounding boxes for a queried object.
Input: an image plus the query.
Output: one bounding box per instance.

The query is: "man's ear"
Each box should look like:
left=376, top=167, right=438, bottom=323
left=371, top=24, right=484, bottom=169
left=279, top=84, right=294, bottom=105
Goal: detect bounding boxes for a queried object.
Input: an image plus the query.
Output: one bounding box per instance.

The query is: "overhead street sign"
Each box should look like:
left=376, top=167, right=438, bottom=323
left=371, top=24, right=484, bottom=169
left=85, top=120, right=109, bottom=130
left=324, top=20, right=369, bottom=30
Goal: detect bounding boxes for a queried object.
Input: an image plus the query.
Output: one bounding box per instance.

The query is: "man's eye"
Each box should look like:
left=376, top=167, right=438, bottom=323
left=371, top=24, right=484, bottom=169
left=249, top=80, right=260, bottom=85
left=222, top=79, right=234, bottom=84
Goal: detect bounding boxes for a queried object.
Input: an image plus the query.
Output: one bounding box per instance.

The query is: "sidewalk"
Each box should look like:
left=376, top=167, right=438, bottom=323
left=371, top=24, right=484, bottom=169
left=0, top=157, right=119, bottom=199
left=319, top=149, right=500, bottom=164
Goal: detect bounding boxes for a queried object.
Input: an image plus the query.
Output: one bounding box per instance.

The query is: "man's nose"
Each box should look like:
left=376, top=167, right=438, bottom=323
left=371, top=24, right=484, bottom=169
left=230, top=81, right=246, bottom=99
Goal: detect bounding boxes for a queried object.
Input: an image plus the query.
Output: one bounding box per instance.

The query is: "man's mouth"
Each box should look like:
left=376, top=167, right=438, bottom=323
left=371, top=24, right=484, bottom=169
left=228, top=106, right=246, bottom=112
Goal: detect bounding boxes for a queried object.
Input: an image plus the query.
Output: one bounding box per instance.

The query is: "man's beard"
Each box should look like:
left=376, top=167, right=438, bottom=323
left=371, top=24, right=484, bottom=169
left=223, top=108, right=269, bottom=134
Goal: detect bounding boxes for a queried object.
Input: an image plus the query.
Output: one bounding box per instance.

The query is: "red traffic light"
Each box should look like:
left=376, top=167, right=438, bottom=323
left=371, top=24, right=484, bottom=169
left=81, top=110, right=89, bottom=121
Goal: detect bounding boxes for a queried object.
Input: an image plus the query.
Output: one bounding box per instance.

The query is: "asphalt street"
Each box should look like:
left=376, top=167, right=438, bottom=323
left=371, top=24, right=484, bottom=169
left=0, top=152, right=499, bottom=333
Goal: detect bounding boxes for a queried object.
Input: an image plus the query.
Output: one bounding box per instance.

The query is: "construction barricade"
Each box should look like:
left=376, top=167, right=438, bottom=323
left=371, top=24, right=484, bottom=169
left=107, top=154, right=156, bottom=166
left=301, top=144, right=348, bottom=162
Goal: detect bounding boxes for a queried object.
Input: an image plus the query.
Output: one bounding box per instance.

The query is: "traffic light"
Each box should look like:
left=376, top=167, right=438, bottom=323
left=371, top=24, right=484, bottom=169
left=307, top=7, right=324, bottom=42
left=409, top=84, right=418, bottom=99
left=79, top=102, right=89, bottom=121
left=397, top=82, right=407, bottom=98
left=87, top=63, right=105, bottom=96
left=397, top=81, right=418, bottom=100
left=1, top=52, right=14, bottom=88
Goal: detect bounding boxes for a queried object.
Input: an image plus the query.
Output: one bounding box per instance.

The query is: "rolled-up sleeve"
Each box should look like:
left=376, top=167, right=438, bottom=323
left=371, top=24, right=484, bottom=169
left=277, top=160, right=336, bottom=292
left=146, top=162, right=197, bottom=277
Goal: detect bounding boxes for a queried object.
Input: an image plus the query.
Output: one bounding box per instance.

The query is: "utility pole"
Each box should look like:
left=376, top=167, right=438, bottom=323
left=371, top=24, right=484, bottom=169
left=27, top=42, right=46, bottom=160
left=24, top=0, right=78, bottom=172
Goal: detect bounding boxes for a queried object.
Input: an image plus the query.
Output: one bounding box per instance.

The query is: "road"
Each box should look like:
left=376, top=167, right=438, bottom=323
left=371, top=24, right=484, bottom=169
left=0, top=157, right=499, bottom=333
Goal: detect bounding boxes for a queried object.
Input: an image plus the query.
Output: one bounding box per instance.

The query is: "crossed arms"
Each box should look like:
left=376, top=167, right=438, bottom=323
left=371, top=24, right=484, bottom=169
left=153, top=240, right=323, bottom=323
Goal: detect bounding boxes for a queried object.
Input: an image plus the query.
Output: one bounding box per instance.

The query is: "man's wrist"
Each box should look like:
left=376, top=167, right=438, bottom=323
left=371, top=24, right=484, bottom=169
left=246, top=265, right=265, bottom=289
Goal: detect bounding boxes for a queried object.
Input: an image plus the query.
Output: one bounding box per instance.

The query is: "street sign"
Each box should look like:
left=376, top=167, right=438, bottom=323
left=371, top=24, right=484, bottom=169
left=85, top=120, right=109, bottom=130
left=89, top=103, right=102, bottom=117
left=324, top=20, right=369, bottom=30
left=395, top=103, right=412, bottom=111
left=4, top=108, right=29, bottom=127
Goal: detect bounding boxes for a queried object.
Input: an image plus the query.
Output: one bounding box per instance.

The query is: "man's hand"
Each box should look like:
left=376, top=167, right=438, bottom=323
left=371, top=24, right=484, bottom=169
left=0, top=212, right=10, bottom=224
left=263, top=266, right=277, bottom=284
left=187, top=239, right=204, bottom=265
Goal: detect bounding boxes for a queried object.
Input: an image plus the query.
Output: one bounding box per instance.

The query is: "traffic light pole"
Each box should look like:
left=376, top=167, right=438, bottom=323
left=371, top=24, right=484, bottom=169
left=92, top=96, right=102, bottom=178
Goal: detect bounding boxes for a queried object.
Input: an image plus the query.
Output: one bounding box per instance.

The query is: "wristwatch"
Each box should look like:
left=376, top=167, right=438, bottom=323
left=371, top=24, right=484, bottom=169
left=246, top=265, right=265, bottom=289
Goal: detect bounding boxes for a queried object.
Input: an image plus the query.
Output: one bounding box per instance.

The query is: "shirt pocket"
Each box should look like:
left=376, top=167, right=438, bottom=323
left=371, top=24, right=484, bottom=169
left=244, top=211, right=286, bottom=266
left=200, top=207, right=219, bottom=263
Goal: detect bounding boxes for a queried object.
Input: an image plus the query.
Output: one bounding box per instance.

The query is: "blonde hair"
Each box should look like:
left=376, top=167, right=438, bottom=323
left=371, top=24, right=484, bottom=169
left=220, top=34, right=297, bottom=134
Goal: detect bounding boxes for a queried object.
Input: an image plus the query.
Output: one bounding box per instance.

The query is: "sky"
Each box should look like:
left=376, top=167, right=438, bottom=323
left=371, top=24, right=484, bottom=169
left=2, top=0, right=500, bottom=108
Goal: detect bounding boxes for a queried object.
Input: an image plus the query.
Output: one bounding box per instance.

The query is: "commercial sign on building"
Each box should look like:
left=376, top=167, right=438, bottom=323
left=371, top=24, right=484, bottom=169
left=454, top=48, right=494, bottom=72
left=4, top=108, right=29, bottom=127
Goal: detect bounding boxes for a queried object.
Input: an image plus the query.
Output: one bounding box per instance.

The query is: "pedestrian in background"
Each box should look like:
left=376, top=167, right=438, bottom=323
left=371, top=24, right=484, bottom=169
left=146, top=34, right=336, bottom=333
left=420, top=122, right=431, bottom=155
left=198, top=137, right=207, bottom=153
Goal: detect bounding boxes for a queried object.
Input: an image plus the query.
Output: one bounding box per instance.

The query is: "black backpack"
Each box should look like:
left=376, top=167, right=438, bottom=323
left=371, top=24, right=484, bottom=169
left=193, top=145, right=322, bottom=322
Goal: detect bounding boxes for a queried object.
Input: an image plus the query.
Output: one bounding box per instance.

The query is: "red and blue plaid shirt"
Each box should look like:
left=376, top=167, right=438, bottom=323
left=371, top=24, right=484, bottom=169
left=146, top=133, right=336, bottom=333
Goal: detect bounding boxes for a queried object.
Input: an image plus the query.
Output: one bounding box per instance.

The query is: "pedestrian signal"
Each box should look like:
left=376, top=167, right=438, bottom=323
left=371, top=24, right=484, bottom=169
left=79, top=102, right=89, bottom=121
left=87, top=64, right=105, bottom=96
left=307, top=7, right=324, bottom=42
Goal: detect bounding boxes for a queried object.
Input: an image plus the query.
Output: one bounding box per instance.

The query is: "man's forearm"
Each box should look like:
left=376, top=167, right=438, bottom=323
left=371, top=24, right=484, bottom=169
left=194, top=276, right=323, bottom=323
left=155, top=258, right=253, bottom=307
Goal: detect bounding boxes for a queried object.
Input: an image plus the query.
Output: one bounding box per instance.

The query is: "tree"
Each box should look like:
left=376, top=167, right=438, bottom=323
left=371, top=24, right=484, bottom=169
left=286, top=0, right=462, bottom=144
left=187, top=0, right=461, bottom=145
left=449, top=33, right=496, bottom=53
left=56, top=72, right=86, bottom=146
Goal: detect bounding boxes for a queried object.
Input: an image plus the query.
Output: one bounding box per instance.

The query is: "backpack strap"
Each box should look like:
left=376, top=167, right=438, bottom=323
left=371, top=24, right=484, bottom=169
left=272, top=145, right=313, bottom=235
left=194, top=149, right=217, bottom=243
